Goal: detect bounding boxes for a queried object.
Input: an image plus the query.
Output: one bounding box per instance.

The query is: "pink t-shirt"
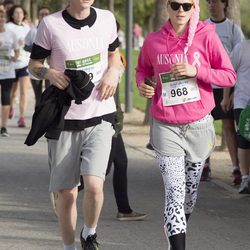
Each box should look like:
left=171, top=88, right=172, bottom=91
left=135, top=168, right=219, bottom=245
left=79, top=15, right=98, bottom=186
left=35, top=8, right=117, bottom=120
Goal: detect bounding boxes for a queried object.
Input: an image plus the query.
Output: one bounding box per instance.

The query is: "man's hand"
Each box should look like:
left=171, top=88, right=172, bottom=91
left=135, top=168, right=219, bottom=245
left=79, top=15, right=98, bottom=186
left=97, top=67, right=120, bottom=100
left=171, top=63, right=197, bottom=78
left=221, top=93, right=234, bottom=112
left=46, top=68, right=70, bottom=90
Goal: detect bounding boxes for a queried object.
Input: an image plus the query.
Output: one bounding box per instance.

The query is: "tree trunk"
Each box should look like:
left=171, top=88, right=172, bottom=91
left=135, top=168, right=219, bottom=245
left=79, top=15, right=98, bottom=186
left=31, top=0, right=37, bottom=23
left=154, top=0, right=169, bottom=30
left=226, top=0, right=241, bottom=25
left=109, top=0, right=114, bottom=12
left=21, top=0, right=30, bottom=17
left=143, top=0, right=169, bottom=125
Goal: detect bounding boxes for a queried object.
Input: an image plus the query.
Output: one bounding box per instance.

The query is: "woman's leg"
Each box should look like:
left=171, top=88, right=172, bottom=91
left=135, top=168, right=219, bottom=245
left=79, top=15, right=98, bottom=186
left=156, top=154, right=186, bottom=250
left=1, top=79, right=14, bottom=129
left=184, top=161, right=205, bottom=220
left=19, top=75, right=30, bottom=118
left=31, top=79, right=43, bottom=108
left=9, top=81, right=18, bottom=119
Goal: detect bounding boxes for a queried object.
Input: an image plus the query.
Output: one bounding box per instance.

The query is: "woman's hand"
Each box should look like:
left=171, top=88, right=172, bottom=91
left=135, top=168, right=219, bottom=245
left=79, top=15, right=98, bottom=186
left=171, top=63, right=197, bottom=78
left=138, top=81, right=156, bottom=98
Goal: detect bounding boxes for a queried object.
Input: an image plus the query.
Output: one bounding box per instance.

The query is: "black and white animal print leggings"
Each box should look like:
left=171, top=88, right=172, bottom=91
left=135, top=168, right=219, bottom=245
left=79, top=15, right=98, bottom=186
left=156, top=154, right=204, bottom=238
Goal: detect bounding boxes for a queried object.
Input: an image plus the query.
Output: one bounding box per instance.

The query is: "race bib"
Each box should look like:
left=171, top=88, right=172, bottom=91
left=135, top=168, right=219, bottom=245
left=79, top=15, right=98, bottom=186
left=0, top=48, right=11, bottom=72
left=65, top=53, right=102, bottom=84
left=159, top=71, right=201, bottom=106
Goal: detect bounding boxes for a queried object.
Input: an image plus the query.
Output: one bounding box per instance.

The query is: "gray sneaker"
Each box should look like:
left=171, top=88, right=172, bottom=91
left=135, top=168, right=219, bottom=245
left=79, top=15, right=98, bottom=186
left=116, top=211, right=148, bottom=221
left=239, top=177, right=250, bottom=194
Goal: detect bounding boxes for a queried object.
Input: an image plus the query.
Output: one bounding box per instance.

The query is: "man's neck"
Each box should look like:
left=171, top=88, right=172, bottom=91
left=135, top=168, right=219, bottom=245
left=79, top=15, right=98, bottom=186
left=66, top=6, right=91, bottom=20
left=210, top=14, right=225, bottom=22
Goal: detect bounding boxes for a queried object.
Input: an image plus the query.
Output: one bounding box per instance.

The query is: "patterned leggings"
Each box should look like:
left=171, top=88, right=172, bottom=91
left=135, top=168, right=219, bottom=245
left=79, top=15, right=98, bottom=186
left=156, top=154, right=204, bottom=237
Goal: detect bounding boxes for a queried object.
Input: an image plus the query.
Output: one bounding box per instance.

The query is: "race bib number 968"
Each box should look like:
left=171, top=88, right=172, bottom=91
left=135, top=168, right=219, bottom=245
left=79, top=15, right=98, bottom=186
left=159, top=71, right=201, bottom=106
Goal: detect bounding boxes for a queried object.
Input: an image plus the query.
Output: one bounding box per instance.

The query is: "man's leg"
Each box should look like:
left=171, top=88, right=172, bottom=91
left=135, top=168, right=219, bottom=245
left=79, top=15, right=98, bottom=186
left=57, top=187, right=78, bottom=246
left=83, top=175, right=104, bottom=228
left=80, top=176, right=103, bottom=249
left=238, top=148, right=250, bottom=194
left=222, top=119, right=239, bottom=168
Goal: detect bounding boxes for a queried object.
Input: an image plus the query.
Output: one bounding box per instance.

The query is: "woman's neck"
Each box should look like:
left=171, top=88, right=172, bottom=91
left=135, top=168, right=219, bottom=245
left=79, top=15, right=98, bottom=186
left=0, top=26, right=5, bottom=32
left=171, top=22, right=188, bottom=36
left=14, top=20, right=22, bottom=25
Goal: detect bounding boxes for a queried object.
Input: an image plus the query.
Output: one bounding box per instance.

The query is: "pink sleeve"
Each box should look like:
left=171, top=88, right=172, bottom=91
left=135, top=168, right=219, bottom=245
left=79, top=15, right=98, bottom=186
left=196, top=32, right=236, bottom=87
left=135, top=38, right=154, bottom=87
left=34, top=19, right=51, bottom=50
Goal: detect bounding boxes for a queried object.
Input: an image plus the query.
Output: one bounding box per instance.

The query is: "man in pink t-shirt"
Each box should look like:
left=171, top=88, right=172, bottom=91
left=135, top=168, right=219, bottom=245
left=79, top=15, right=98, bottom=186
left=28, top=1, right=121, bottom=250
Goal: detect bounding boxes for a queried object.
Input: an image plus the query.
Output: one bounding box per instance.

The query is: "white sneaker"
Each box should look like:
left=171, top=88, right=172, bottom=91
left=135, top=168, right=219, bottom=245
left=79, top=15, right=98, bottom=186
left=239, top=177, right=250, bottom=194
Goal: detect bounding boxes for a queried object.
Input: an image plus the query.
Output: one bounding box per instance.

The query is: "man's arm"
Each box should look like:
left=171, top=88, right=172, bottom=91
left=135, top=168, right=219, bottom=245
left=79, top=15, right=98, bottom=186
left=28, top=58, right=70, bottom=90
left=97, top=48, right=121, bottom=100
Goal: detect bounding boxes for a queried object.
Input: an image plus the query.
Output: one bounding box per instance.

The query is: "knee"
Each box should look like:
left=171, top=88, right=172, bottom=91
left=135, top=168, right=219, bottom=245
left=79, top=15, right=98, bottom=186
left=58, top=189, right=77, bottom=208
left=85, top=181, right=103, bottom=197
left=222, top=119, right=235, bottom=131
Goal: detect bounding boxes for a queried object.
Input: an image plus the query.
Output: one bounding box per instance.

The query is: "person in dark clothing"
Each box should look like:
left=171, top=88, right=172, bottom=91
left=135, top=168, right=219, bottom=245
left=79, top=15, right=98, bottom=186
left=106, top=96, right=147, bottom=221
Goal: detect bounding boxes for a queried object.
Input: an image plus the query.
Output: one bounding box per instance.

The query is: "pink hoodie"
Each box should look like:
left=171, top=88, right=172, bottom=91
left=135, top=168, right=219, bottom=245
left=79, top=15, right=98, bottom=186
left=136, top=21, right=236, bottom=124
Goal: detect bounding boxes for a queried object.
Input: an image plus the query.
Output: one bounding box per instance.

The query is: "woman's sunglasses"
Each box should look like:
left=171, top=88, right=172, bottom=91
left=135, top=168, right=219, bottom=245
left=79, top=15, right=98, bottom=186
left=169, top=2, right=194, bottom=12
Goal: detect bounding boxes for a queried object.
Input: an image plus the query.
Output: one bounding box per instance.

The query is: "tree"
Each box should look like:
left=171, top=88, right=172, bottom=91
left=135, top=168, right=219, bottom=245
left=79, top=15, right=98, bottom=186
left=154, top=0, right=168, bottom=30
left=227, top=0, right=241, bottom=25
left=143, top=0, right=168, bottom=125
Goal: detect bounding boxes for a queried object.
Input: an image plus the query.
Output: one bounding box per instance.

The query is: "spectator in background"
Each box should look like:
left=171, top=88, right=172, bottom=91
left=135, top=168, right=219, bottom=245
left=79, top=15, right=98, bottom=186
left=133, top=23, right=142, bottom=50
left=230, top=40, right=250, bottom=194
left=136, top=0, right=236, bottom=249
left=202, top=0, right=244, bottom=183
left=3, top=0, right=13, bottom=20
left=0, top=4, right=5, bottom=12
left=6, top=5, right=31, bottom=128
left=0, top=9, right=19, bottom=136
left=105, top=21, right=147, bottom=221
left=24, top=6, right=50, bottom=108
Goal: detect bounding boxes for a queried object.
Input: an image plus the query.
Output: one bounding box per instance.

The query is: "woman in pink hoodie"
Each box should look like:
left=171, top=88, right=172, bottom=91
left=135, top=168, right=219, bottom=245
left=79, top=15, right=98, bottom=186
left=136, top=0, right=236, bottom=249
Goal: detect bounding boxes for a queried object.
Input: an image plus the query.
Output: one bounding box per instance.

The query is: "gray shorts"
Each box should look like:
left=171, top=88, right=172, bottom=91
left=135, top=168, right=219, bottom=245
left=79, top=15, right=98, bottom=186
left=151, top=114, right=216, bottom=163
left=47, top=120, right=114, bottom=192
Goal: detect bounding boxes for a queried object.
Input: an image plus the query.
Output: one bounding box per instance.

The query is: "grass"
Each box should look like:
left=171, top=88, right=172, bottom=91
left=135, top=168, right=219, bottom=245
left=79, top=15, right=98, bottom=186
left=118, top=49, right=222, bottom=135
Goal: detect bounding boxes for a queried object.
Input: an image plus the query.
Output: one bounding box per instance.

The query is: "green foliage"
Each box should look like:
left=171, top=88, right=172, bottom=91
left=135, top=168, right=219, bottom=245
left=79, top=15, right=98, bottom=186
left=240, top=0, right=250, bottom=38
left=119, top=49, right=147, bottom=112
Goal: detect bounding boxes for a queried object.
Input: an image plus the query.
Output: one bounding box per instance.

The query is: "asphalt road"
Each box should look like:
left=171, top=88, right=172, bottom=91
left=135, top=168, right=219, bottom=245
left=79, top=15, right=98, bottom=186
left=0, top=93, right=250, bottom=250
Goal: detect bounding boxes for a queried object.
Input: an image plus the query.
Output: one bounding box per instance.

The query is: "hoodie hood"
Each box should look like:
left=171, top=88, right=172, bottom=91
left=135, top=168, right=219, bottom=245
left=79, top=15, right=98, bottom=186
left=162, top=20, right=216, bottom=40
left=160, top=20, right=216, bottom=53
